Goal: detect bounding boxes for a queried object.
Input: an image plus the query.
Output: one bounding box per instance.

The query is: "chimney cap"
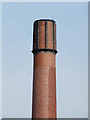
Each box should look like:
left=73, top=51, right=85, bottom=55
left=34, top=19, right=55, bottom=23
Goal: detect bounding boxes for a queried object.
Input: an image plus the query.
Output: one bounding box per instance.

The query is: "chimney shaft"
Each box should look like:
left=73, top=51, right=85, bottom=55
left=32, top=19, right=57, bottom=118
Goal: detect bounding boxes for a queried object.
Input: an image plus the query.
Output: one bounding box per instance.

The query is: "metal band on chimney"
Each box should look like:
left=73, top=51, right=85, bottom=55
left=33, top=24, right=35, bottom=49
left=36, top=21, right=38, bottom=49
left=32, top=48, right=58, bottom=54
left=45, top=21, right=47, bottom=48
left=53, top=22, right=55, bottom=49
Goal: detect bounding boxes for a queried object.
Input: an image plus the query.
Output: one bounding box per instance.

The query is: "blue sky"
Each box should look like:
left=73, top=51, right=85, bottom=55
left=0, top=2, right=2, bottom=120
left=2, top=2, right=88, bottom=118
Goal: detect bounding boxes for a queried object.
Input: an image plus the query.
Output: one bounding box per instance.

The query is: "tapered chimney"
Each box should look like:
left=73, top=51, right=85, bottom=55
left=32, top=19, right=58, bottom=118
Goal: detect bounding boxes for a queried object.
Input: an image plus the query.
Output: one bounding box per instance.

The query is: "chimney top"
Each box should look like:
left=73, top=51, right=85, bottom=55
left=34, top=19, right=55, bottom=24
left=32, top=19, right=57, bottom=54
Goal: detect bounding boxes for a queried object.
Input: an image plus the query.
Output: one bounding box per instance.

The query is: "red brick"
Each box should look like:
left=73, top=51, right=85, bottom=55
left=32, top=20, right=57, bottom=119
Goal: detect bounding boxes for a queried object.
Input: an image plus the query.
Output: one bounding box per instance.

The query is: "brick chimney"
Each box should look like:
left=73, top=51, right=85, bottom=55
left=32, top=19, right=57, bottom=118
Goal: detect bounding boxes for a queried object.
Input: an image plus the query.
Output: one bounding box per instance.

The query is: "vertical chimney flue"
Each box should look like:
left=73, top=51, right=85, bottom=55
left=32, top=19, right=57, bottom=118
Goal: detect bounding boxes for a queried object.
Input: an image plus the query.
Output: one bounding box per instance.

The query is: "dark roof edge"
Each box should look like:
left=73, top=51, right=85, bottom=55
left=34, top=19, right=55, bottom=23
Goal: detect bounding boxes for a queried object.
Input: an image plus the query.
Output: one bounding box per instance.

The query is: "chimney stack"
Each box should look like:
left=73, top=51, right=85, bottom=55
left=32, top=19, right=57, bottom=118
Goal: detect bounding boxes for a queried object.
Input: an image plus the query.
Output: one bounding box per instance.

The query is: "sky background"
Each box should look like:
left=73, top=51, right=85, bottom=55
left=2, top=2, right=88, bottom=118
left=0, top=2, right=2, bottom=120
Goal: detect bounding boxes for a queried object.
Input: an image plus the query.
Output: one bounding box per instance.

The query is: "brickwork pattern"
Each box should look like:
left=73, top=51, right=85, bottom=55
left=32, top=20, right=57, bottom=118
left=33, top=20, right=57, bottom=51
